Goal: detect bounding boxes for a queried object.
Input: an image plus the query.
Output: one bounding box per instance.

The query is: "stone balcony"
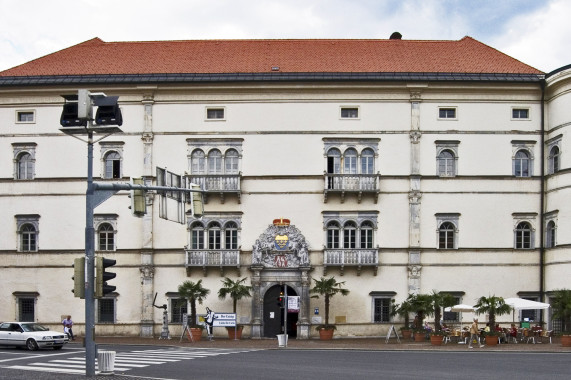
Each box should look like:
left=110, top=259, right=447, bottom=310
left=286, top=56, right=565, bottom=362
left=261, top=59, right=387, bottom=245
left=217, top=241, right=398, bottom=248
left=323, top=248, right=378, bottom=276
left=185, top=173, right=241, bottom=203
left=324, top=173, right=380, bottom=203
left=185, top=249, right=240, bottom=276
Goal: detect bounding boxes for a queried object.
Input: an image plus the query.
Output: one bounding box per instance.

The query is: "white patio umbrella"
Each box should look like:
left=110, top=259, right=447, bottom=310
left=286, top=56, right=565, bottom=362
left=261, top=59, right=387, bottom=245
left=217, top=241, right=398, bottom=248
left=444, top=304, right=475, bottom=332
left=504, top=298, right=550, bottom=323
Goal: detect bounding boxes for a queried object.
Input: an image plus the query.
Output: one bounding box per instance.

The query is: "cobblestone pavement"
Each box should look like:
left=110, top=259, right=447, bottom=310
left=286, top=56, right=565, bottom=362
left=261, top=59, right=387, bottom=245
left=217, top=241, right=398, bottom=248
left=92, top=335, right=571, bottom=352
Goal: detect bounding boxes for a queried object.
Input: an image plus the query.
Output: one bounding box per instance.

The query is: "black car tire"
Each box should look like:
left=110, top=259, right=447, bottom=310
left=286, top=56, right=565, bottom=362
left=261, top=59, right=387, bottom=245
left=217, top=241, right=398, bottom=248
left=26, top=339, right=39, bottom=351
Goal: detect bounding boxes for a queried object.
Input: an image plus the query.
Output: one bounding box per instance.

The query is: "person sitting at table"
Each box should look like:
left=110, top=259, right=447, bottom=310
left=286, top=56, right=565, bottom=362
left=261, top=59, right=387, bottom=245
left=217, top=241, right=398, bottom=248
left=484, top=323, right=490, bottom=333
left=495, top=324, right=502, bottom=332
left=509, top=323, right=518, bottom=342
left=531, top=323, right=542, bottom=332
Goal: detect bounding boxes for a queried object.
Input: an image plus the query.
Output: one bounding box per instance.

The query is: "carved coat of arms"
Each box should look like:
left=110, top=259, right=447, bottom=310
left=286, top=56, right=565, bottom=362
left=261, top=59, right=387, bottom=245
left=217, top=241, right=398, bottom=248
left=252, top=218, right=310, bottom=268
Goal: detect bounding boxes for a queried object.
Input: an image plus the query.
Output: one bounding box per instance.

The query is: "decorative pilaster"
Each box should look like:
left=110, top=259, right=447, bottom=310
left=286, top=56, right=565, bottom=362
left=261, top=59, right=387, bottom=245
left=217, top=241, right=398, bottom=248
left=139, top=261, right=155, bottom=337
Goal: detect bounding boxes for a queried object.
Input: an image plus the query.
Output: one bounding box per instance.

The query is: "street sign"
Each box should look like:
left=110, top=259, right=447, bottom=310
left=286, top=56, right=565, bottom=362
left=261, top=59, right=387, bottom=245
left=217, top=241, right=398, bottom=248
left=213, top=313, right=236, bottom=327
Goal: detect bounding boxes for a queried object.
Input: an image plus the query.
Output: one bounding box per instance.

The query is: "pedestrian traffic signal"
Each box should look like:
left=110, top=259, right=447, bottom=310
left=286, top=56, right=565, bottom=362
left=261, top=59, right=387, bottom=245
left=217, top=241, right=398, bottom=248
left=94, top=96, right=123, bottom=126
left=72, top=257, right=85, bottom=299
left=130, top=177, right=146, bottom=216
left=277, top=291, right=284, bottom=308
left=60, top=95, right=88, bottom=127
left=95, top=256, right=116, bottom=298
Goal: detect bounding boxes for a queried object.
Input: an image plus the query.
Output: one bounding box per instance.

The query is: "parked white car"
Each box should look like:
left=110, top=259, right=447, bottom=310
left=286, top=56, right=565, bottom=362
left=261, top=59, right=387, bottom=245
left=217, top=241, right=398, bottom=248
left=0, top=322, right=69, bottom=350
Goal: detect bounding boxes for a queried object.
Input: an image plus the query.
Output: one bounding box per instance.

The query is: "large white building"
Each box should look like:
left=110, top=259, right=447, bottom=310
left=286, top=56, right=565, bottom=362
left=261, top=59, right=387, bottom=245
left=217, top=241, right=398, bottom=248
left=0, top=35, right=570, bottom=338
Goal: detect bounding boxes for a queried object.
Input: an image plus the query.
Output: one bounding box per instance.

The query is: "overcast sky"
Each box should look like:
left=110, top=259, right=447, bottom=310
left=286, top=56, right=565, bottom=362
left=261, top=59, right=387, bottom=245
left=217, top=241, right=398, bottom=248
left=1, top=0, right=569, bottom=73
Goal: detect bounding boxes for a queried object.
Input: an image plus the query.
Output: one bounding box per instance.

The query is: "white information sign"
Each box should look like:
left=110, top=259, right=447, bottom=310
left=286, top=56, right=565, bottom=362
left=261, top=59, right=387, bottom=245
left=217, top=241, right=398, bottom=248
left=212, top=312, right=236, bottom=327
left=287, top=296, right=300, bottom=312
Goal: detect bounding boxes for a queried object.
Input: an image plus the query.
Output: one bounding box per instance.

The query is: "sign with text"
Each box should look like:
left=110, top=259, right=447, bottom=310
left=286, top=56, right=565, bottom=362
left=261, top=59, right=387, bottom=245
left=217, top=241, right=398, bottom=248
left=288, top=296, right=300, bottom=312
left=213, top=313, right=236, bottom=327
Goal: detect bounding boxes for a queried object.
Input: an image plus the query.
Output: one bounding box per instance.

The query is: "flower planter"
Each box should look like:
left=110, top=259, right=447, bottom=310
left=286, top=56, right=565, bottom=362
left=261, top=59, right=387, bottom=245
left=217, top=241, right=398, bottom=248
left=485, top=335, right=499, bottom=346
left=430, top=335, right=444, bottom=346
left=561, top=335, right=571, bottom=347
left=401, top=329, right=412, bottom=340
left=226, top=325, right=244, bottom=340
left=189, top=327, right=203, bottom=342
left=414, top=332, right=425, bottom=342
left=318, top=328, right=334, bottom=340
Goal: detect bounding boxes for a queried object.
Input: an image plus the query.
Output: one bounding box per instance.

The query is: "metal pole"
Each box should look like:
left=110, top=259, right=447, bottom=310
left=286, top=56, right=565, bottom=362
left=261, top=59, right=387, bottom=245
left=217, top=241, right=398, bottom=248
left=284, top=285, right=288, bottom=348
left=85, top=130, right=96, bottom=376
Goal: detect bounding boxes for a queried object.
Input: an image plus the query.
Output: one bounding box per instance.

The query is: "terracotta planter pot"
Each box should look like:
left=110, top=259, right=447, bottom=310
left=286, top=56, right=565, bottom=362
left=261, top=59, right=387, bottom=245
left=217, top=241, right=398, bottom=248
left=485, top=335, right=499, bottom=346
left=401, top=329, right=412, bottom=340
left=414, top=332, right=425, bottom=342
left=430, top=335, right=444, bottom=345
left=189, top=327, right=203, bottom=342
left=227, top=325, right=244, bottom=340
left=318, top=328, right=334, bottom=340
left=561, top=335, right=571, bottom=347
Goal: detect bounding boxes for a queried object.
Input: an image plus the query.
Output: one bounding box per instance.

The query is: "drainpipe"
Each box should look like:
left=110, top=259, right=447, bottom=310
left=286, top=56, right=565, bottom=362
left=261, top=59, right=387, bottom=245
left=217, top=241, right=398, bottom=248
left=539, top=79, right=546, bottom=320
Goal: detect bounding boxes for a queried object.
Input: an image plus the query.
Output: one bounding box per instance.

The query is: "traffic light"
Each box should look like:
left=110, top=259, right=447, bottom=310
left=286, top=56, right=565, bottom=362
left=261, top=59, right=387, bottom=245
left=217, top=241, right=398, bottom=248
left=72, top=257, right=85, bottom=299
left=94, top=96, right=123, bottom=126
left=190, top=184, right=204, bottom=218
left=277, top=291, right=284, bottom=308
left=130, top=177, right=146, bottom=216
left=95, top=256, right=117, bottom=298
left=60, top=95, right=88, bottom=127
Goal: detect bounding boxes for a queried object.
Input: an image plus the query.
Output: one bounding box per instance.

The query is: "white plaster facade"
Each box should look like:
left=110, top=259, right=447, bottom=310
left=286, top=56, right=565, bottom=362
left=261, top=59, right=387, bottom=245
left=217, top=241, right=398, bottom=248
left=1, top=52, right=570, bottom=338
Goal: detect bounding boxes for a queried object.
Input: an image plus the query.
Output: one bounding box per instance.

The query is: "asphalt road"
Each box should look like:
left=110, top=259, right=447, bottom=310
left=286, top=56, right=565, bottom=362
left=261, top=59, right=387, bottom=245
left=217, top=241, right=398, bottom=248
left=0, top=344, right=569, bottom=380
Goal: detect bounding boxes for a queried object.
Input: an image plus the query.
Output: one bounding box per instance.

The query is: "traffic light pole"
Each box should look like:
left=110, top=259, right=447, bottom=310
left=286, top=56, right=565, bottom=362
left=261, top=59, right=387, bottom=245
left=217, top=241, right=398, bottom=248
left=85, top=130, right=96, bottom=377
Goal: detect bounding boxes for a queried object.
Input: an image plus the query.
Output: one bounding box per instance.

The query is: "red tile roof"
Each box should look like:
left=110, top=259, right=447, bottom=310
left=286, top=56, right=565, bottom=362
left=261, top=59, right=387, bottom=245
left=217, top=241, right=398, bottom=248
left=0, top=36, right=542, bottom=77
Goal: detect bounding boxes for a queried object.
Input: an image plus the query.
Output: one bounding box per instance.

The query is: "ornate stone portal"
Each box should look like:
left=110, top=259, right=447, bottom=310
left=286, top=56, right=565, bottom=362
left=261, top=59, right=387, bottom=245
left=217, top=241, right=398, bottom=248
left=250, top=218, right=312, bottom=339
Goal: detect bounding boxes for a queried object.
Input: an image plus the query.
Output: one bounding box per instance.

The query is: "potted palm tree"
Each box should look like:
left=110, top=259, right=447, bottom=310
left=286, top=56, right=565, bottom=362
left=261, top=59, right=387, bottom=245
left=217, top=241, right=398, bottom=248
left=429, top=291, right=456, bottom=345
left=474, top=295, right=512, bottom=346
left=218, top=277, right=252, bottom=339
left=550, top=289, right=571, bottom=347
left=178, top=279, right=210, bottom=342
left=391, top=298, right=413, bottom=339
left=407, top=293, right=434, bottom=342
left=310, top=276, right=349, bottom=340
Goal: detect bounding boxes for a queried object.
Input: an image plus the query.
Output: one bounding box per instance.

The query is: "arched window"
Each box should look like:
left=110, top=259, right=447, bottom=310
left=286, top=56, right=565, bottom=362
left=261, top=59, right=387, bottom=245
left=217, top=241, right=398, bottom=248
left=344, top=148, right=358, bottom=174
left=360, top=221, right=374, bottom=249
left=104, top=151, right=121, bottom=179
left=208, top=222, right=221, bottom=249
left=514, top=150, right=531, bottom=177
left=191, top=150, right=206, bottom=174
left=344, top=221, right=357, bottom=248
left=98, top=223, right=115, bottom=251
left=361, top=148, right=374, bottom=175
left=225, top=149, right=239, bottom=174
left=546, top=220, right=556, bottom=248
left=225, top=221, right=238, bottom=249
left=17, top=152, right=34, bottom=180
left=326, top=222, right=340, bottom=249
left=515, top=222, right=532, bottom=249
left=190, top=222, right=205, bottom=249
left=549, top=146, right=560, bottom=174
left=439, top=222, right=455, bottom=249
left=208, top=150, right=222, bottom=174
left=438, top=149, right=455, bottom=177
left=20, top=223, right=37, bottom=252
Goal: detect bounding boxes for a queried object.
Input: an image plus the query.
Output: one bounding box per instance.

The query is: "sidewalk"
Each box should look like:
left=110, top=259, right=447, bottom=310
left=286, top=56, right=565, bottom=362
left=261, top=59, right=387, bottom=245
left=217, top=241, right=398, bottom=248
left=92, top=335, right=571, bottom=352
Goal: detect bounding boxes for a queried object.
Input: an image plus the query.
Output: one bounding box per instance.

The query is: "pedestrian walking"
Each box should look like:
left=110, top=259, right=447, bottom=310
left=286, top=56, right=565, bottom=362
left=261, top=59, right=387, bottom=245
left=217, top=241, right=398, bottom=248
left=62, top=315, right=74, bottom=340
left=468, top=318, right=484, bottom=348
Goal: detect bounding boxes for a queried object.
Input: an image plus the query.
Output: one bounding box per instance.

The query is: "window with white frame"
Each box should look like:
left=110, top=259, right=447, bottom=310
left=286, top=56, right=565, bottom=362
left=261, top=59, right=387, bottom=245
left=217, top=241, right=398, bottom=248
left=324, top=139, right=379, bottom=190
left=187, top=139, right=243, bottom=176
left=100, top=142, right=124, bottom=179
left=435, top=141, right=459, bottom=177
left=513, top=213, right=536, bottom=249
left=370, top=292, right=396, bottom=323
left=438, top=107, right=457, bottom=119
left=512, top=107, right=530, bottom=120
left=206, top=107, right=225, bottom=120
left=16, top=110, right=35, bottom=123
left=323, top=212, right=378, bottom=249
left=12, top=143, right=36, bottom=180
left=95, top=215, right=117, bottom=251
left=188, top=214, right=241, bottom=251
left=340, top=107, right=359, bottom=119
left=546, top=136, right=562, bottom=175
left=545, top=210, right=557, bottom=249
left=16, top=214, right=40, bottom=252
left=436, top=213, right=459, bottom=249
left=168, top=295, right=188, bottom=323
left=512, top=141, right=535, bottom=177
left=97, top=298, right=115, bottom=323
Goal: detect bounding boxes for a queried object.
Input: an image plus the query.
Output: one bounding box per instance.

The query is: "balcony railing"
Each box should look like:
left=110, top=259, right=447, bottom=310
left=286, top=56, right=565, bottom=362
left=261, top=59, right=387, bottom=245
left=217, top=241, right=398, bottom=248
left=323, top=248, right=378, bottom=276
left=185, top=174, right=241, bottom=203
left=185, top=249, right=240, bottom=276
left=324, top=173, right=380, bottom=203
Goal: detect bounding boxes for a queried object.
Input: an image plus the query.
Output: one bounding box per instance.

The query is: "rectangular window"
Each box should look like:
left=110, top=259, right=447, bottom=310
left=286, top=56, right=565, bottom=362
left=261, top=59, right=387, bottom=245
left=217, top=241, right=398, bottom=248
left=98, top=298, right=115, bottom=323
left=512, top=108, right=529, bottom=119
left=373, top=298, right=391, bottom=323
left=442, top=297, right=461, bottom=322
left=16, top=110, right=35, bottom=123
left=18, top=298, right=35, bottom=321
left=340, top=107, right=359, bottom=119
left=208, top=230, right=221, bottom=249
left=171, top=298, right=187, bottom=323
left=191, top=230, right=204, bottom=249
left=327, top=229, right=340, bottom=249
left=344, top=229, right=356, bottom=248
left=225, top=230, right=238, bottom=249
left=439, top=108, right=456, bottom=119
left=206, top=108, right=225, bottom=120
